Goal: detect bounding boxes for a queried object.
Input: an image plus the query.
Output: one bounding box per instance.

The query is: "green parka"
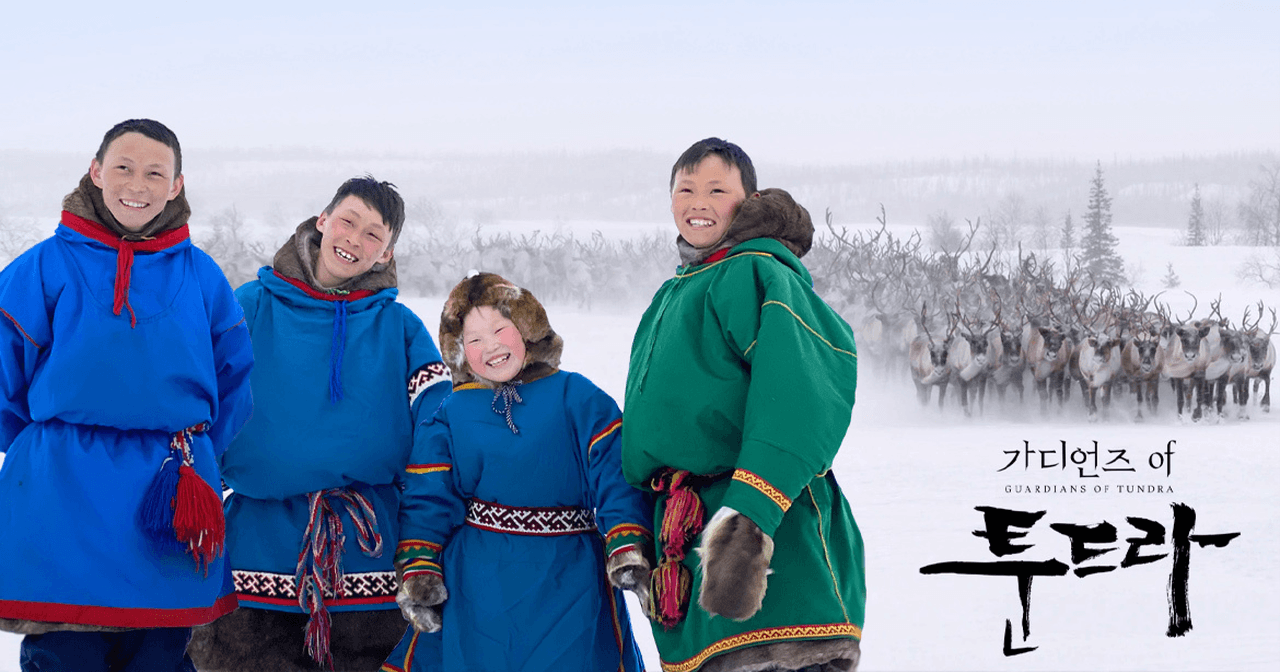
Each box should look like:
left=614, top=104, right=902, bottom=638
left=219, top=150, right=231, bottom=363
left=622, top=190, right=864, bottom=672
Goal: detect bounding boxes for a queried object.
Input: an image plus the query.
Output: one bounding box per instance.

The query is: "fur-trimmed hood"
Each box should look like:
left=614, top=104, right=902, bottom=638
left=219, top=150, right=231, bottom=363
left=272, top=217, right=398, bottom=293
left=62, top=172, right=191, bottom=241
left=439, top=272, right=562, bottom=387
left=677, top=187, right=813, bottom=266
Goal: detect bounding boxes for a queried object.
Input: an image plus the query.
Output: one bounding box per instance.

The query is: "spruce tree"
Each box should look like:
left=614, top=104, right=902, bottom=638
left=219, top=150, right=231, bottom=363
left=1184, top=184, right=1206, bottom=246
left=1060, top=209, right=1075, bottom=250
left=1162, top=262, right=1181, bottom=289
left=1079, top=162, right=1125, bottom=287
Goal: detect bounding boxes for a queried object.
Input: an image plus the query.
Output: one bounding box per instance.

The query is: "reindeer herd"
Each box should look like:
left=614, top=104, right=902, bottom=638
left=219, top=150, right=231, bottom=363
left=809, top=212, right=1278, bottom=423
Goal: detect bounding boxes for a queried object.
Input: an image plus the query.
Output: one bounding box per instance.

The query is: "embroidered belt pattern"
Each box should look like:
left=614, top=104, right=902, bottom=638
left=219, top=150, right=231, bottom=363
left=465, top=498, right=596, bottom=536
left=234, top=569, right=398, bottom=600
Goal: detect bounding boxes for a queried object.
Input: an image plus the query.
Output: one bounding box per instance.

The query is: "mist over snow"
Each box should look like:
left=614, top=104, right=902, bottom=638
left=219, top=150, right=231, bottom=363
left=0, top=219, right=1276, bottom=670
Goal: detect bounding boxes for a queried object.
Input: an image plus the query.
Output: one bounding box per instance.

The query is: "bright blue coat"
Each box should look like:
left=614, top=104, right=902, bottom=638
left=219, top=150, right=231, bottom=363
left=221, top=267, right=450, bottom=613
left=0, top=217, right=253, bottom=627
left=386, top=371, right=650, bottom=672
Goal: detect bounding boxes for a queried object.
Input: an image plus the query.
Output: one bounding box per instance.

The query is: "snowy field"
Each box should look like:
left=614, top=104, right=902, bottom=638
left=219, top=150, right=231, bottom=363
left=1, top=224, right=1278, bottom=670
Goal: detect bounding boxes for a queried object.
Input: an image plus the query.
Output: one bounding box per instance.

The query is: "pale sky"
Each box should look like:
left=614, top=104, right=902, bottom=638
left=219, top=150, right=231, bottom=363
left=3, top=0, right=1277, bottom=165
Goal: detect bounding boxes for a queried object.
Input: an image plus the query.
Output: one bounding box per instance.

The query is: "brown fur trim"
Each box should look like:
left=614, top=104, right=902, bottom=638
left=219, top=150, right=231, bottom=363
left=0, top=618, right=130, bottom=635
left=697, top=510, right=774, bottom=621
left=62, top=172, right=192, bottom=242
left=271, top=217, right=398, bottom=293
left=190, top=608, right=407, bottom=672
left=677, top=188, right=813, bottom=266
left=397, top=573, right=446, bottom=633
left=606, top=549, right=652, bottom=610
left=700, top=637, right=861, bottom=672
left=400, top=573, right=447, bottom=607
left=438, top=272, right=562, bottom=387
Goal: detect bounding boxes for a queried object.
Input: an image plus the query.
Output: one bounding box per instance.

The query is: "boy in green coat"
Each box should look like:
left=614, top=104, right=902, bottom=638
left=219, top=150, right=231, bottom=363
left=622, top=138, right=864, bottom=672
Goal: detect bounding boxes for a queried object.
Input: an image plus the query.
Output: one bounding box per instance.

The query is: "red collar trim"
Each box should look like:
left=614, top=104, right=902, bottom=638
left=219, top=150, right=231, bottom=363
left=272, top=270, right=376, bottom=302
left=696, top=248, right=731, bottom=266
left=61, top=210, right=190, bottom=251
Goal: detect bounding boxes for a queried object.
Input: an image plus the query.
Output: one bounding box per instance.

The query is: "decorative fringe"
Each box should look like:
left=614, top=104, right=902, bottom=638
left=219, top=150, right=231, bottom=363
left=647, top=469, right=709, bottom=629
left=329, top=301, right=348, bottom=403
left=296, top=487, right=385, bottom=669
left=139, top=457, right=184, bottom=552
left=658, top=472, right=706, bottom=552
left=172, top=464, right=226, bottom=573
left=649, top=558, right=692, bottom=629
left=138, top=423, right=223, bottom=573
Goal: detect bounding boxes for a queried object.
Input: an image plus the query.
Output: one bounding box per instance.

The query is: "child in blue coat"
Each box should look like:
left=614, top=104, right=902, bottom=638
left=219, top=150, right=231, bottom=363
left=188, top=177, right=452, bottom=671
left=384, top=272, right=653, bottom=672
left=0, top=119, right=254, bottom=672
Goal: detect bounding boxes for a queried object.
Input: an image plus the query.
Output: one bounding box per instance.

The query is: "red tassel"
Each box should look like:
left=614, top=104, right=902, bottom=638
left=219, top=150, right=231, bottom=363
left=649, top=559, right=692, bottom=629
left=172, top=464, right=226, bottom=574
left=659, top=475, right=706, bottom=553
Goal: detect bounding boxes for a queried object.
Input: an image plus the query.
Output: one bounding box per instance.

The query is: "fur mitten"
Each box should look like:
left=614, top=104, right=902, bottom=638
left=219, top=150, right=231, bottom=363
left=606, top=548, right=652, bottom=610
left=396, top=573, right=448, bottom=633
left=696, top=507, right=773, bottom=621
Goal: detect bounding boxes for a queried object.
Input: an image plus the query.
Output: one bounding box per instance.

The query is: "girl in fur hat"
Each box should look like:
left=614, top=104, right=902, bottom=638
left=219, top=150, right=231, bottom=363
left=385, top=272, right=653, bottom=672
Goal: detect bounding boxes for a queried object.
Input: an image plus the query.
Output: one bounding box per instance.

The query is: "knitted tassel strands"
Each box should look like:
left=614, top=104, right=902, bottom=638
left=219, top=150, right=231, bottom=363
left=295, top=488, right=384, bottom=670
left=139, top=422, right=224, bottom=573
left=648, top=469, right=708, bottom=629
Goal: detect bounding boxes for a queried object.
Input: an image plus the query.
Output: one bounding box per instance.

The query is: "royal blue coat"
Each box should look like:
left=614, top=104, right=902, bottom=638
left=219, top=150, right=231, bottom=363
left=220, top=267, right=451, bottom=613
left=0, top=217, right=253, bottom=627
left=387, top=371, right=650, bottom=672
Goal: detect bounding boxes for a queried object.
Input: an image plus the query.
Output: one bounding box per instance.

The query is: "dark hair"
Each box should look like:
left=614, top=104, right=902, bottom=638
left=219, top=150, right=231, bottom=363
left=669, top=137, right=757, bottom=195
left=323, top=175, right=406, bottom=247
left=95, top=119, right=183, bottom=176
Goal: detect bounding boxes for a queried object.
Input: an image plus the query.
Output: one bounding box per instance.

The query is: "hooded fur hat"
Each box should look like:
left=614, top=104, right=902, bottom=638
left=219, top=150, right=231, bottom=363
left=439, top=272, right=562, bottom=387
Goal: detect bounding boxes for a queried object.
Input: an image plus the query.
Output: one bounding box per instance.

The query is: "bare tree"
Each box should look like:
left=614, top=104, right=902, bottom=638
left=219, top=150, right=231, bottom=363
left=1237, top=163, right=1280, bottom=246
left=983, top=192, right=1026, bottom=251
left=926, top=210, right=964, bottom=254
left=1202, top=195, right=1231, bottom=246
left=1028, top=205, right=1054, bottom=251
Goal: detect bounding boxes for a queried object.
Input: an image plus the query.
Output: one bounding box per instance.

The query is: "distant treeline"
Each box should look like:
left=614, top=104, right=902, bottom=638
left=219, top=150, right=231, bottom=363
left=1, top=149, right=1275, bottom=229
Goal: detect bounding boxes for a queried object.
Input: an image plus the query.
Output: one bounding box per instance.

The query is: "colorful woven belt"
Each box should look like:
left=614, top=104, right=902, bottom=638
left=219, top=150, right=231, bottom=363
left=465, top=498, right=596, bottom=536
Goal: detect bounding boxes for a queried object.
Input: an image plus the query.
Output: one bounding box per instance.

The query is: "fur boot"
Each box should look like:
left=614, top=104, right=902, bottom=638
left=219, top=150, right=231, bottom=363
left=396, top=572, right=447, bottom=633
left=189, top=608, right=408, bottom=672
left=700, top=638, right=861, bottom=672
left=697, top=507, right=773, bottom=621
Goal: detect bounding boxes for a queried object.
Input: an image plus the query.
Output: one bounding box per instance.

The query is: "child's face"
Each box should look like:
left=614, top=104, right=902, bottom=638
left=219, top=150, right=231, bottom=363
left=670, top=155, right=748, bottom=249
left=462, top=305, right=526, bottom=384
left=89, top=132, right=184, bottom=233
left=314, top=195, right=394, bottom=288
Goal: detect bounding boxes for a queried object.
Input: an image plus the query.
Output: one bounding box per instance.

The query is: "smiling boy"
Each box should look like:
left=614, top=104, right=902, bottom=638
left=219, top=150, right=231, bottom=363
left=188, top=177, right=452, bottom=672
left=623, top=138, right=865, bottom=672
left=0, top=118, right=253, bottom=671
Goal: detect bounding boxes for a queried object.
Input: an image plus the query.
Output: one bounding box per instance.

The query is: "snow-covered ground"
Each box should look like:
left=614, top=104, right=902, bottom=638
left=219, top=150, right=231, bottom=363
left=1, top=224, right=1277, bottom=670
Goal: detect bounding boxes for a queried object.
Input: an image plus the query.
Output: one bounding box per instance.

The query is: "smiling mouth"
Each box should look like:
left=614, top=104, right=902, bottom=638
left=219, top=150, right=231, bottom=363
left=687, top=218, right=716, bottom=228
left=121, top=199, right=149, bottom=209
left=486, top=354, right=511, bottom=367
left=334, top=247, right=358, bottom=263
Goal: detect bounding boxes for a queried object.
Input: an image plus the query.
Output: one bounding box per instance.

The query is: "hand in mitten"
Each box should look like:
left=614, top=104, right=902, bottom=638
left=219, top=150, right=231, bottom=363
left=606, top=548, right=652, bottom=611
left=696, top=507, right=773, bottom=621
left=396, top=573, right=448, bottom=633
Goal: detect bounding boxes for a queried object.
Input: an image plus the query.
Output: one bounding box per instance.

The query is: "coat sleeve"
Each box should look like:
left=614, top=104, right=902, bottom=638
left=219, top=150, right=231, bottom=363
left=404, top=310, right=451, bottom=426
left=712, top=259, right=858, bottom=537
left=0, top=250, right=50, bottom=452
left=396, top=405, right=465, bottom=582
left=566, top=373, right=653, bottom=561
left=204, top=264, right=254, bottom=457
